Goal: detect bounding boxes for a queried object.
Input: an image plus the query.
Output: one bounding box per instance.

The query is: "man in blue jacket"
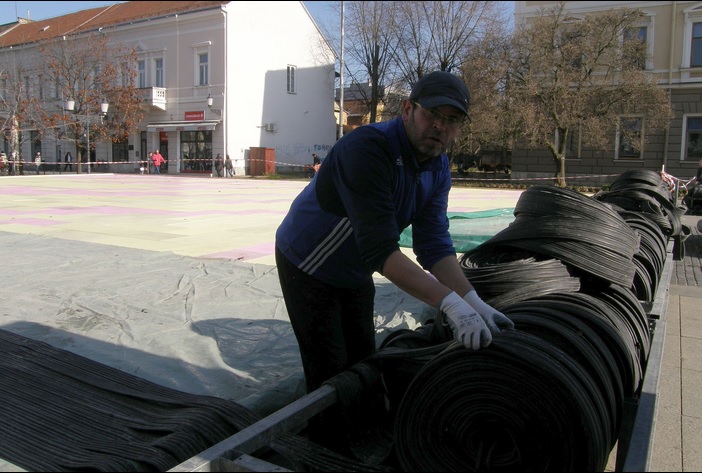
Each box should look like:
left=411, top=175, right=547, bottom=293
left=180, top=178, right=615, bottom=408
left=275, top=71, right=513, bottom=452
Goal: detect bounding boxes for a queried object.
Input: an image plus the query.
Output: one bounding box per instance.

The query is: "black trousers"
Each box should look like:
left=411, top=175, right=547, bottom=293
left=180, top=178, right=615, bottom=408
left=276, top=245, right=377, bottom=455
left=275, top=245, right=376, bottom=394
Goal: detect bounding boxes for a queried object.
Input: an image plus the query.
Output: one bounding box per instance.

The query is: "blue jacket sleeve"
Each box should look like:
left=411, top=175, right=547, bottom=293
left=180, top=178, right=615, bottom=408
left=410, top=161, right=457, bottom=271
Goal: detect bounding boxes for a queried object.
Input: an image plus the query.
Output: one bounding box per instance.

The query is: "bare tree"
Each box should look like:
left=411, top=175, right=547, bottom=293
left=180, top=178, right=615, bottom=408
left=31, top=33, right=143, bottom=173
left=508, top=3, right=673, bottom=187
left=320, top=1, right=508, bottom=125
left=0, top=51, right=36, bottom=175
left=454, top=24, right=517, bottom=167
left=394, top=1, right=507, bottom=80
left=332, top=1, right=401, bottom=123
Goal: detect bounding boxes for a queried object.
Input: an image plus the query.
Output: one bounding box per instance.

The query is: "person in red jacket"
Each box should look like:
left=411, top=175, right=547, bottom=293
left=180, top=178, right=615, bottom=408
left=151, top=150, right=165, bottom=175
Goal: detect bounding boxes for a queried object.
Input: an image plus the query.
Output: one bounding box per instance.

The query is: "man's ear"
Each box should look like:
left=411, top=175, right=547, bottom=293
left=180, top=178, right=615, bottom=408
left=400, top=99, right=414, bottom=121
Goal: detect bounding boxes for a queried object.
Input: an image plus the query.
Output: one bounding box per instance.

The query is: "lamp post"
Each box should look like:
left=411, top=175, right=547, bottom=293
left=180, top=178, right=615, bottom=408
left=206, top=93, right=223, bottom=175
left=65, top=98, right=109, bottom=174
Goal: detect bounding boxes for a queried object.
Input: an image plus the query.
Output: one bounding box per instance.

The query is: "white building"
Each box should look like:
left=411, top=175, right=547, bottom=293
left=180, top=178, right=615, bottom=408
left=0, top=1, right=338, bottom=175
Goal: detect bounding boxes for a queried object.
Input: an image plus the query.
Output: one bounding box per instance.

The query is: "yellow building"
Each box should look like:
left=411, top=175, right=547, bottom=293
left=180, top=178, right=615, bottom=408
left=513, top=1, right=702, bottom=187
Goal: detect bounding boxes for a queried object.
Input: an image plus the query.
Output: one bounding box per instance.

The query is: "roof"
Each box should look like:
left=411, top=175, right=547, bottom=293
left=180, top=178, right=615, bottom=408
left=336, top=82, right=386, bottom=102
left=0, top=1, right=229, bottom=48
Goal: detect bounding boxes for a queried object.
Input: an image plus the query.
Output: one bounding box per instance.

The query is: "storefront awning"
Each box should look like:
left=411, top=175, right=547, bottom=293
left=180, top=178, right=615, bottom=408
left=146, top=120, right=220, bottom=132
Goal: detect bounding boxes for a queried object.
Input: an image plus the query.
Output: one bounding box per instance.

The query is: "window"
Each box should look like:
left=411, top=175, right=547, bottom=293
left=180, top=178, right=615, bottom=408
left=198, top=53, right=209, bottom=86
left=112, top=139, right=129, bottom=163
left=53, top=75, right=61, bottom=99
left=616, top=117, right=643, bottom=159
left=692, top=22, right=702, bottom=67
left=137, top=60, right=146, bottom=88
left=682, top=6, right=702, bottom=71
left=685, top=116, right=702, bottom=160
left=180, top=131, right=212, bottom=173
left=31, top=131, right=41, bottom=159
left=0, top=77, right=6, bottom=101
left=553, top=16, right=587, bottom=71
left=287, top=65, right=296, bottom=93
left=556, top=127, right=580, bottom=159
left=154, top=58, right=164, bottom=87
left=566, top=129, right=580, bottom=158
left=120, top=62, right=130, bottom=87
left=93, top=67, right=101, bottom=93
left=623, top=26, right=648, bottom=70
left=191, top=42, right=211, bottom=87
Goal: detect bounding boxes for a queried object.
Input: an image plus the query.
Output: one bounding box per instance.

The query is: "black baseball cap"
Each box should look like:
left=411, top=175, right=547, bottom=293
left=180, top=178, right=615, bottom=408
left=409, top=71, right=470, bottom=116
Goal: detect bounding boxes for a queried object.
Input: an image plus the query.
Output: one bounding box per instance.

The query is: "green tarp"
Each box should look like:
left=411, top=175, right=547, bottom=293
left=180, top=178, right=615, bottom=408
left=399, top=208, right=515, bottom=253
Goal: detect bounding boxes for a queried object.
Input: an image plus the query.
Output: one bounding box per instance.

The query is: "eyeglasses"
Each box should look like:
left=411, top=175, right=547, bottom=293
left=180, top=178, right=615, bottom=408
left=412, top=101, right=467, bottom=128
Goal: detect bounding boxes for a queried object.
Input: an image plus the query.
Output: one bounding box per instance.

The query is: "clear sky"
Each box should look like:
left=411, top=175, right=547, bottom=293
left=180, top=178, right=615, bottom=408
left=0, top=1, right=514, bottom=77
left=1, top=1, right=113, bottom=24
left=0, top=1, right=338, bottom=29
left=0, top=2, right=514, bottom=42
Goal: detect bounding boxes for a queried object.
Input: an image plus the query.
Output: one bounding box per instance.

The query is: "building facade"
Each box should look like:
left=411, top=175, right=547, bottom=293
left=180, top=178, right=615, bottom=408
left=514, top=1, right=702, bottom=186
left=0, top=1, right=337, bottom=175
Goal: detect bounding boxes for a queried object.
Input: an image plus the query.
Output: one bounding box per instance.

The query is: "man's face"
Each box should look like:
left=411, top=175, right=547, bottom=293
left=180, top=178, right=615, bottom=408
left=401, top=99, right=464, bottom=163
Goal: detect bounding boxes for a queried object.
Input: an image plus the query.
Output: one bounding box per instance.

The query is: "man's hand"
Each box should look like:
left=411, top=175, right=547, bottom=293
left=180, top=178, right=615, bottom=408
left=463, top=290, right=514, bottom=334
left=439, top=292, right=492, bottom=350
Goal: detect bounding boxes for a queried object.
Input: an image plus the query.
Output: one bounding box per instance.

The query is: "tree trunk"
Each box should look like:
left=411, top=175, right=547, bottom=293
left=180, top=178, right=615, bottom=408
left=553, top=154, right=566, bottom=187
left=10, top=119, right=20, bottom=176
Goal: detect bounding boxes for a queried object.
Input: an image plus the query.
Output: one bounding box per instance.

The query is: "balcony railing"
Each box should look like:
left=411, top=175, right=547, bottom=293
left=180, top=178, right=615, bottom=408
left=138, top=87, right=167, bottom=110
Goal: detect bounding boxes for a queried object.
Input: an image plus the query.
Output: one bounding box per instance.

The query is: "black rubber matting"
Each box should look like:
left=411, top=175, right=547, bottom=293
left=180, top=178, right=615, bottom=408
left=0, top=328, right=256, bottom=472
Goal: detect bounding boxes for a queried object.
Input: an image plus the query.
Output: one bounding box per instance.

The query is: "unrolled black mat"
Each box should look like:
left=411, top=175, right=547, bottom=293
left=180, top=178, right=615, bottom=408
left=0, top=329, right=392, bottom=473
left=0, top=328, right=260, bottom=471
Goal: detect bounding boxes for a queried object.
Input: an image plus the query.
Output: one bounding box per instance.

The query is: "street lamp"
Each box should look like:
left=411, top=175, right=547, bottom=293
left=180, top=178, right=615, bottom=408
left=206, top=93, right=221, bottom=115
left=206, top=93, right=224, bottom=175
left=65, top=98, right=109, bottom=174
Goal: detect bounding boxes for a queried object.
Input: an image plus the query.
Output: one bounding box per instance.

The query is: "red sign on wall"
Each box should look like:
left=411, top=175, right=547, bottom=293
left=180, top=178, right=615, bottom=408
left=159, top=132, right=168, bottom=142
left=184, top=111, right=205, bottom=121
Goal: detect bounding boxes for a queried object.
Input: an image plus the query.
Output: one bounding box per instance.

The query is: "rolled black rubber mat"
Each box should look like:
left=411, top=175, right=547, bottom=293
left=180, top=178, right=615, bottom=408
left=391, top=333, right=612, bottom=472
left=459, top=255, right=581, bottom=308
left=466, top=185, right=641, bottom=287
left=594, top=169, right=685, bottom=238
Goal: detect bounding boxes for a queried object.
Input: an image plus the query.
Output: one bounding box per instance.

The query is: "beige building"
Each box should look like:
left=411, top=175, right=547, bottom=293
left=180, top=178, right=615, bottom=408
left=513, top=1, right=702, bottom=186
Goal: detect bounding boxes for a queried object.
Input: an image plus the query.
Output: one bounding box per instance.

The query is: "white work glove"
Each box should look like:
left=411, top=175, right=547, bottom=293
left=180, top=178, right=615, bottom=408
left=463, top=289, right=515, bottom=334
left=439, top=292, right=491, bottom=350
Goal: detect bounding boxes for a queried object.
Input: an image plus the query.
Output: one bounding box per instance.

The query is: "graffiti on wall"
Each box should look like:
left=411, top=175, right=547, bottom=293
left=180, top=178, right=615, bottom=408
left=274, top=143, right=333, bottom=170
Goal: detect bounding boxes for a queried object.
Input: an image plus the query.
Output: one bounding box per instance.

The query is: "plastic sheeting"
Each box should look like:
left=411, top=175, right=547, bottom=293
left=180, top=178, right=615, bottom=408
left=399, top=209, right=515, bottom=252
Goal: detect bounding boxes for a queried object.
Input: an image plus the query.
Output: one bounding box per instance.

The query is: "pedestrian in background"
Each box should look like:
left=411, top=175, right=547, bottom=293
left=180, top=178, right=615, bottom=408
left=151, top=150, right=165, bottom=175
left=225, top=154, right=234, bottom=177
left=215, top=153, right=224, bottom=177
left=64, top=152, right=73, bottom=172
left=34, top=152, right=42, bottom=175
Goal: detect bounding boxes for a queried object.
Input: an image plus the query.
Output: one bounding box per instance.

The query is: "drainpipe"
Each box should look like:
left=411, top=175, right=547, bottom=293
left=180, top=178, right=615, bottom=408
left=338, top=1, right=344, bottom=140
left=663, top=2, right=677, bottom=170
left=221, top=8, right=227, bottom=170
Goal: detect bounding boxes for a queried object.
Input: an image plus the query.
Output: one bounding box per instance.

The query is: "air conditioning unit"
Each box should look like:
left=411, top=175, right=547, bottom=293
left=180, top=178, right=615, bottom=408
left=265, top=122, right=277, bottom=133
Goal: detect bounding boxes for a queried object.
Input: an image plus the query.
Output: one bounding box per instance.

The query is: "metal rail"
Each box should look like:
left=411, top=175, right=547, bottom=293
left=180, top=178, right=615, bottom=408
left=169, top=385, right=337, bottom=472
